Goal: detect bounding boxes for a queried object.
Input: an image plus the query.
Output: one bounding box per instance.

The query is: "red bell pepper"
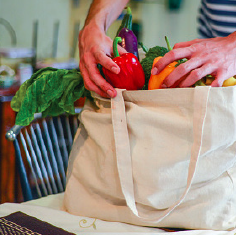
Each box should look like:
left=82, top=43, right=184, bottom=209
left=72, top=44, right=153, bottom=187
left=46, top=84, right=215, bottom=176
left=102, top=37, right=145, bottom=90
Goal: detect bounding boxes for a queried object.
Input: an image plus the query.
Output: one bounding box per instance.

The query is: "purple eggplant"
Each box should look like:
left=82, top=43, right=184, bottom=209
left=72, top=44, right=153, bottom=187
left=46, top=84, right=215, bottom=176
left=117, top=27, right=139, bottom=60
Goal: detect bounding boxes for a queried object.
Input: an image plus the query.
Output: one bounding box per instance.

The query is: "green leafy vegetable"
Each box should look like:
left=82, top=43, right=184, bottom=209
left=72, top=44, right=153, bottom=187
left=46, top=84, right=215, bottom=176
left=11, top=67, right=91, bottom=126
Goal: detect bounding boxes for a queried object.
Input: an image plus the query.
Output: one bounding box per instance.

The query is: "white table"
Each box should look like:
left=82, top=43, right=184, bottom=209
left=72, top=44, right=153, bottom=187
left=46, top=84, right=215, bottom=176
left=0, top=193, right=235, bottom=235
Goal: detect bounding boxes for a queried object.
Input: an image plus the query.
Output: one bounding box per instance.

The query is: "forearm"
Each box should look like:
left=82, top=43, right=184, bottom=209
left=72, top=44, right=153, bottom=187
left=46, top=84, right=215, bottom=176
left=84, top=0, right=130, bottom=32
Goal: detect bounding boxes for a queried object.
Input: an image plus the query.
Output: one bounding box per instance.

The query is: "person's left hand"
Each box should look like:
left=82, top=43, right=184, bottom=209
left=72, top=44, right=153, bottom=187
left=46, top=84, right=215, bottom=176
left=151, top=33, right=236, bottom=88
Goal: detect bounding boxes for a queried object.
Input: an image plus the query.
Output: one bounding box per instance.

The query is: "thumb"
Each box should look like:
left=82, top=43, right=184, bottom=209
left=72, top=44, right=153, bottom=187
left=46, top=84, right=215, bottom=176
left=117, top=45, right=127, bottom=55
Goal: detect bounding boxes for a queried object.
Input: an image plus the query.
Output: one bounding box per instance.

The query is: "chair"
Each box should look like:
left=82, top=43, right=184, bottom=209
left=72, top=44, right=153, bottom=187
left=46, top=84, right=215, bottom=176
left=5, top=109, right=81, bottom=202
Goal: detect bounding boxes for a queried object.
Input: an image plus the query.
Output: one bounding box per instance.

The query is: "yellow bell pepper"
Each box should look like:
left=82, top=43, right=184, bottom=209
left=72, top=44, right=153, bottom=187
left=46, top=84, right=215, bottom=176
left=222, top=76, right=236, bottom=87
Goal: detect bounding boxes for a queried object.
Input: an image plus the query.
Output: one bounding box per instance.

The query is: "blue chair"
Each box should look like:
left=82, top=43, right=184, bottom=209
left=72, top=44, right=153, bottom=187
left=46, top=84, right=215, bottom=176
left=5, top=110, right=81, bottom=202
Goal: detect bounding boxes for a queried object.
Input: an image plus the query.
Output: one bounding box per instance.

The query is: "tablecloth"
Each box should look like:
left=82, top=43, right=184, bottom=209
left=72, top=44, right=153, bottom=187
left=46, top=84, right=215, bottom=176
left=0, top=193, right=235, bottom=235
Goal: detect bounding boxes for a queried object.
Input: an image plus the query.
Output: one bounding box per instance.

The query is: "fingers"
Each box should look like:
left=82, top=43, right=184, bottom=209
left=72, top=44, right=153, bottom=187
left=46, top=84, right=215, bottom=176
left=164, top=62, right=218, bottom=88
left=163, top=59, right=203, bottom=87
left=211, top=70, right=229, bottom=87
left=117, top=45, right=128, bottom=55
left=211, top=78, right=224, bottom=87
left=93, top=51, right=120, bottom=74
left=152, top=35, right=236, bottom=89
left=80, top=59, right=117, bottom=98
left=179, top=64, right=216, bottom=87
left=80, top=63, right=109, bottom=98
left=151, top=47, right=193, bottom=76
left=80, top=43, right=120, bottom=98
left=173, top=38, right=205, bottom=49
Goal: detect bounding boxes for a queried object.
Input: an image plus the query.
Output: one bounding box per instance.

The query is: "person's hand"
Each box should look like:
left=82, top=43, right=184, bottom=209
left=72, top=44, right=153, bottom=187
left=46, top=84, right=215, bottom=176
left=151, top=33, right=236, bottom=88
left=79, top=24, right=127, bottom=98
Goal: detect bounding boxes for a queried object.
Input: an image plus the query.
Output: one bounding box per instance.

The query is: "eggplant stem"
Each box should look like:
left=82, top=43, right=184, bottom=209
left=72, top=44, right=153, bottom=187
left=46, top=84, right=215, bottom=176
left=126, top=7, right=132, bottom=15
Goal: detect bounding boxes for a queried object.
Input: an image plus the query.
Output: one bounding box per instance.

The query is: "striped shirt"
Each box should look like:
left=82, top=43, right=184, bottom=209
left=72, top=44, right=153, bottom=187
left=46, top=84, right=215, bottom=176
left=198, top=0, right=236, bottom=38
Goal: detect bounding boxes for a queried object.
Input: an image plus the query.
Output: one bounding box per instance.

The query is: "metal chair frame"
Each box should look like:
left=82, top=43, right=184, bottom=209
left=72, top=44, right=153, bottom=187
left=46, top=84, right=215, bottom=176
left=6, top=110, right=81, bottom=201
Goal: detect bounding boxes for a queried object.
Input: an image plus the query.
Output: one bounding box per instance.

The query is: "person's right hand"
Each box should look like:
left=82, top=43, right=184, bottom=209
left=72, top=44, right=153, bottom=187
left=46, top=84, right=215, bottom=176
left=79, top=24, right=127, bottom=98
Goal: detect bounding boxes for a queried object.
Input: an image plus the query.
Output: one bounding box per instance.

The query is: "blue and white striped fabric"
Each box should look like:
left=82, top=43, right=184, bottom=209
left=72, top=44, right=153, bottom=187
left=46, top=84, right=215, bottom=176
left=198, top=0, right=236, bottom=38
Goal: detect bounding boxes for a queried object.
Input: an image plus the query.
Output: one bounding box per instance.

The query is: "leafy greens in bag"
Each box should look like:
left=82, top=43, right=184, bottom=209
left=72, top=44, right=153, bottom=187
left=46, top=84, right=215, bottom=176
left=11, top=67, right=91, bottom=126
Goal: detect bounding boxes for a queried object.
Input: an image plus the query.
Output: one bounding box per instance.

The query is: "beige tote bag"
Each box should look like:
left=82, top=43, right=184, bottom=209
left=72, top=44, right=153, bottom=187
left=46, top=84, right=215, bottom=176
left=63, top=86, right=236, bottom=230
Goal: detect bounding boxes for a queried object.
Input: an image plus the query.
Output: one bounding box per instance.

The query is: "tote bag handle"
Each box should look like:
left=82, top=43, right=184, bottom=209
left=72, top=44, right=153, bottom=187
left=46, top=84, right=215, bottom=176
left=111, top=86, right=211, bottom=223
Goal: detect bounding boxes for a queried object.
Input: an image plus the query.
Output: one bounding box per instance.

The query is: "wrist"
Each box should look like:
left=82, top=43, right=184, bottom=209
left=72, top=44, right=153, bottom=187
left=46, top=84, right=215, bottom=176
left=84, top=0, right=129, bottom=33
left=79, top=20, right=106, bottom=45
left=84, top=17, right=105, bottom=32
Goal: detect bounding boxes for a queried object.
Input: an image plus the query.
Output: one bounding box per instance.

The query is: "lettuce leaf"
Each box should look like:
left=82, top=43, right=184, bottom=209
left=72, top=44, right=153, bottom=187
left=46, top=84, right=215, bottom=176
left=11, top=67, right=89, bottom=126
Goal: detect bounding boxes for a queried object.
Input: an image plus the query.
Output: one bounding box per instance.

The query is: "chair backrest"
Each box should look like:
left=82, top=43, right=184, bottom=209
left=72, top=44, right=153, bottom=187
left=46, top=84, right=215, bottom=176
left=5, top=110, right=81, bottom=202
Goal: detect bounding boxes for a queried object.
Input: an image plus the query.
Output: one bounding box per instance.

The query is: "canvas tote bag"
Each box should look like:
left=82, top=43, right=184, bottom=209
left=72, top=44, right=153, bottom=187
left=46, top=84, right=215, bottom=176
left=63, top=86, right=236, bottom=230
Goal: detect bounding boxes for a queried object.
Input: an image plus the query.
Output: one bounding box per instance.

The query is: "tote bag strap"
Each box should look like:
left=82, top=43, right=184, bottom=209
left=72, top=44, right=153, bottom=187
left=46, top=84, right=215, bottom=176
left=111, top=86, right=211, bottom=223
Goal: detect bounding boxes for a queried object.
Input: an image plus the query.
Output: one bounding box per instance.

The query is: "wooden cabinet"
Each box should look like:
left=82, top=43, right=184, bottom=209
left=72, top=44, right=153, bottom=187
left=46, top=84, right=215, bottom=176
left=0, top=84, right=21, bottom=203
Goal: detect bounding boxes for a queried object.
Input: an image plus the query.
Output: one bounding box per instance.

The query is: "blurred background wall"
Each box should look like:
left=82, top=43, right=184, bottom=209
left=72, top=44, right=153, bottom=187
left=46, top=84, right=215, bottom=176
left=0, top=0, right=71, bottom=59
left=1, top=0, right=201, bottom=63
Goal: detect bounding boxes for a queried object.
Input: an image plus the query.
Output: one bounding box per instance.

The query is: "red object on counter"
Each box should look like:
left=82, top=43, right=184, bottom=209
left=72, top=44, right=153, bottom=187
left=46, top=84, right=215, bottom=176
left=102, top=37, right=145, bottom=90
